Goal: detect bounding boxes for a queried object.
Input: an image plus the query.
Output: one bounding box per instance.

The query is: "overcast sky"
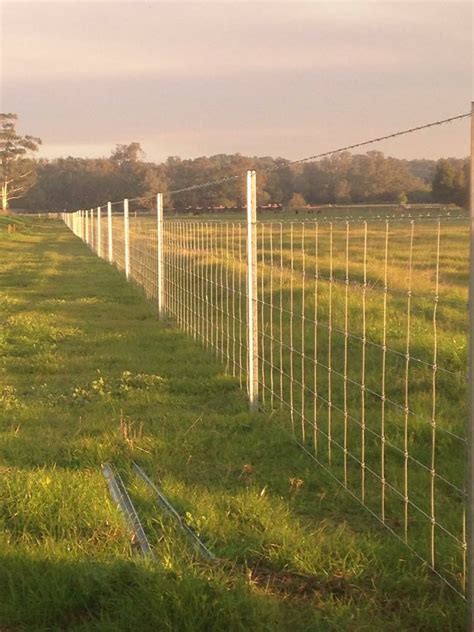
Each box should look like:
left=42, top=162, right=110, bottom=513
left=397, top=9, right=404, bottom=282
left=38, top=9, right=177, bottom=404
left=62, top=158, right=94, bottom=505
left=1, top=1, right=472, bottom=162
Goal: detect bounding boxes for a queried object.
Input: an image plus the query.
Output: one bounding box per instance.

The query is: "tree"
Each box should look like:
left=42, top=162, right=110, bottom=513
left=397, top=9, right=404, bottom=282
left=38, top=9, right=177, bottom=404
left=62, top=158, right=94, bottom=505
left=110, top=142, right=145, bottom=165
left=0, top=113, right=41, bottom=213
left=287, top=192, right=306, bottom=210
left=432, top=158, right=469, bottom=207
left=397, top=192, right=408, bottom=205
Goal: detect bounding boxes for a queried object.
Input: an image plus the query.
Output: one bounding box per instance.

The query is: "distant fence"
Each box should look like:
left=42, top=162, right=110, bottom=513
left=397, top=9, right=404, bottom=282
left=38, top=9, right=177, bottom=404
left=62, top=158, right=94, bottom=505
left=61, top=107, right=473, bottom=609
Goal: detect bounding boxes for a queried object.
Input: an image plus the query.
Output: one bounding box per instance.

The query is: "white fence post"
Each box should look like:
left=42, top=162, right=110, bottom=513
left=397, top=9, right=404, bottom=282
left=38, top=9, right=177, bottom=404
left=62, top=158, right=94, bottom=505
left=107, top=201, right=113, bottom=262
left=85, top=209, right=89, bottom=245
left=97, top=206, right=102, bottom=257
left=90, top=209, right=94, bottom=249
left=468, top=99, right=474, bottom=631
left=157, top=193, right=164, bottom=317
left=246, top=169, right=259, bottom=410
left=124, top=198, right=130, bottom=279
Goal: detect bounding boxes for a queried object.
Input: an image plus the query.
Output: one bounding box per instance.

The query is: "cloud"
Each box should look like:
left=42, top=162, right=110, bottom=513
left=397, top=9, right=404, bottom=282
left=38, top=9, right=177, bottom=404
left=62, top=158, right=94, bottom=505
left=1, top=1, right=471, bottom=160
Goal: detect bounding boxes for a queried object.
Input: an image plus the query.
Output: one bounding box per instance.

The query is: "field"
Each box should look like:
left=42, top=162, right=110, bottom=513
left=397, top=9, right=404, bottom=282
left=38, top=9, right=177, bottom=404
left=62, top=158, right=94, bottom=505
left=0, top=216, right=468, bottom=630
left=118, top=210, right=469, bottom=593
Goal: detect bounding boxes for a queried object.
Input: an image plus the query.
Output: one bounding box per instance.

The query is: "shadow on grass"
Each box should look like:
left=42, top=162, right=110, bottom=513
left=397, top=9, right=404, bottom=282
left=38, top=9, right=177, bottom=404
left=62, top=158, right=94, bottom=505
left=0, top=221, right=467, bottom=631
left=0, top=551, right=289, bottom=632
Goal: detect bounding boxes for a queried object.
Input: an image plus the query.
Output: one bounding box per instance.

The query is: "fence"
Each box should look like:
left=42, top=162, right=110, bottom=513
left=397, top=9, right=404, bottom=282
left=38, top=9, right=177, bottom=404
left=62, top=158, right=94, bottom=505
left=62, top=108, right=473, bottom=613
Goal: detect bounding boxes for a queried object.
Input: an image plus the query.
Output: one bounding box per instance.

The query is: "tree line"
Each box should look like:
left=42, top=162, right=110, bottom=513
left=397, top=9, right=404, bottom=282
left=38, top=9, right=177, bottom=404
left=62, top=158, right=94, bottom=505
left=17, top=149, right=471, bottom=212
left=1, top=114, right=470, bottom=214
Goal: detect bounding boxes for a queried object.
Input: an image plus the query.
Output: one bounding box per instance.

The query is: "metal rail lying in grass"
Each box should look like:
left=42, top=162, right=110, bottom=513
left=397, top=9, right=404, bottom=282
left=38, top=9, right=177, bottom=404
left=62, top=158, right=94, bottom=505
left=133, top=462, right=215, bottom=560
left=101, top=463, right=153, bottom=556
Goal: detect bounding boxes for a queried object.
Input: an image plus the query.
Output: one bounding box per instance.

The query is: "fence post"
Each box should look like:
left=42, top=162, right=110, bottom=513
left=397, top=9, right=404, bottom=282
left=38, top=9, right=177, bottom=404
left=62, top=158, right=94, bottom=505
left=468, top=99, right=474, bottom=632
left=97, top=206, right=102, bottom=257
left=246, top=169, right=259, bottom=410
left=107, top=202, right=113, bottom=262
left=85, top=209, right=89, bottom=245
left=124, top=198, right=130, bottom=279
left=157, top=193, right=165, bottom=317
left=90, top=209, right=94, bottom=249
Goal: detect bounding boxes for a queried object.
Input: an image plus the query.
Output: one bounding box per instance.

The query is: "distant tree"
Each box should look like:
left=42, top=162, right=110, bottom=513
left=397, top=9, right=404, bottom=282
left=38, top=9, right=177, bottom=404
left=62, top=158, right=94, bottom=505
left=22, top=149, right=167, bottom=212
left=402, top=158, right=437, bottom=184
left=333, top=179, right=351, bottom=203
left=19, top=146, right=468, bottom=213
left=287, top=192, right=306, bottom=210
left=0, top=113, right=41, bottom=213
left=397, top=192, right=408, bottom=204
left=432, top=158, right=469, bottom=207
left=264, top=160, right=294, bottom=204
left=110, top=142, right=145, bottom=164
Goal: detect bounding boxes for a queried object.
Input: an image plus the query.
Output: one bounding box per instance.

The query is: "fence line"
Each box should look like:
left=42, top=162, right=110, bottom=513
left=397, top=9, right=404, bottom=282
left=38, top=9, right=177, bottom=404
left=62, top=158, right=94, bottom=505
left=63, top=197, right=469, bottom=600
left=61, top=107, right=473, bottom=611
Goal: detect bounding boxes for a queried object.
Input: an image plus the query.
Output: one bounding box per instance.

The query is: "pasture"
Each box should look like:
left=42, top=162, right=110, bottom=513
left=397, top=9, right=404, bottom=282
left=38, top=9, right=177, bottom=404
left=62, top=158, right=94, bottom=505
left=0, top=216, right=467, bottom=630
left=120, top=211, right=469, bottom=595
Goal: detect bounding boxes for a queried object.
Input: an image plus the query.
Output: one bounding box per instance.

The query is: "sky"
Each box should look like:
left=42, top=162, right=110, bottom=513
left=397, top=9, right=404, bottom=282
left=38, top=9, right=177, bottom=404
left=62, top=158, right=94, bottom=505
left=0, top=0, right=472, bottom=162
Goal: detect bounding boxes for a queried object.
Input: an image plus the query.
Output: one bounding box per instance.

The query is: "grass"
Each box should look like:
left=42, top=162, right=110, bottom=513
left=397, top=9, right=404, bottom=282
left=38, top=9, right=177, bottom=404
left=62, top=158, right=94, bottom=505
left=135, top=213, right=468, bottom=593
left=0, top=217, right=467, bottom=630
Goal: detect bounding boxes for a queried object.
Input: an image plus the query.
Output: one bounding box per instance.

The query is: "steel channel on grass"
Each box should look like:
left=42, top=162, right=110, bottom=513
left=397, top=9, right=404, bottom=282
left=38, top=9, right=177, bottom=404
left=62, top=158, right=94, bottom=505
left=132, top=462, right=215, bottom=560
left=102, top=463, right=152, bottom=556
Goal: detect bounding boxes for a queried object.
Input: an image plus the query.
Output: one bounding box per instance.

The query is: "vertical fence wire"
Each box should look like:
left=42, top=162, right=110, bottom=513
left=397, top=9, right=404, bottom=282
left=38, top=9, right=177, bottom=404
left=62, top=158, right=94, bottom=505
left=64, top=200, right=469, bottom=600
left=253, top=216, right=468, bottom=597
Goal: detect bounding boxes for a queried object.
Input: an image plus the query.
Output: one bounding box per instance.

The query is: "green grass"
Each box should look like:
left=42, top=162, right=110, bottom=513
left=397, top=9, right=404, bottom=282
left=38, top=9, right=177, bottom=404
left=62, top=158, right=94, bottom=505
left=0, top=218, right=467, bottom=630
left=140, top=214, right=468, bottom=596
left=0, top=214, right=31, bottom=230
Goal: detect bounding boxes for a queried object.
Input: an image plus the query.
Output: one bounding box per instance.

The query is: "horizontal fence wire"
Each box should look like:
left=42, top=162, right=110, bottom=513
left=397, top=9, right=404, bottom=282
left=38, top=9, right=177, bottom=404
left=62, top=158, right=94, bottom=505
left=63, top=206, right=469, bottom=598
left=256, top=218, right=468, bottom=597
left=162, top=220, right=248, bottom=384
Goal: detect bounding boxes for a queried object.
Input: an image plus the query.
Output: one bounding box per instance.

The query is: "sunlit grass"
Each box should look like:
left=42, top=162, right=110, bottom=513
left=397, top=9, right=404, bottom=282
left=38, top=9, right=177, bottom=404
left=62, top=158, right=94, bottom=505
left=0, top=218, right=466, bottom=630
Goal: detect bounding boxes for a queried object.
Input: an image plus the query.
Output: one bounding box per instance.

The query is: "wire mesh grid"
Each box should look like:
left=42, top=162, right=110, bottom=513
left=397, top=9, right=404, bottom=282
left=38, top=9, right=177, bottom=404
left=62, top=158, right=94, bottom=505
left=98, top=208, right=108, bottom=259
left=111, top=210, right=126, bottom=273
left=60, top=107, right=473, bottom=604
left=128, top=216, right=159, bottom=305
left=256, top=217, right=468, bottom=595
left=63, top=208, right=469, bottom=597
left=162, top=220, right=248, bottom=384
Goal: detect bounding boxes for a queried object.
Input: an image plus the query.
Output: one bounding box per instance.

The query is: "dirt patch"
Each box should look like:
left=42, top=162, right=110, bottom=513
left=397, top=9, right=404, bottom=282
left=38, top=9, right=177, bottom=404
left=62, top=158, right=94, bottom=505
left=247, top=564, right=360, bottom=601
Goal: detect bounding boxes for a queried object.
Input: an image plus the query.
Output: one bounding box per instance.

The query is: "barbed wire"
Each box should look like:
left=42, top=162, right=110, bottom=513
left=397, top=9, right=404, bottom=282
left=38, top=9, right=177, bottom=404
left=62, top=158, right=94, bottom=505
left=263, top=112, right=472, bottom=172
left=74, top=111, right=471, bottom=211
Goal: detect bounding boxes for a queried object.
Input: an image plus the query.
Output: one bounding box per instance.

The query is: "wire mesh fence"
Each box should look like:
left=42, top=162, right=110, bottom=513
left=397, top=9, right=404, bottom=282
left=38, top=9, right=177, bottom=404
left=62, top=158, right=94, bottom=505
left=63, top=202, right=469, bottom=597
left=257, top=216, right=468, bottom=596
left=61, top=108, right=473, bottom=604
left=162, top=220, right=248, bottom=383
